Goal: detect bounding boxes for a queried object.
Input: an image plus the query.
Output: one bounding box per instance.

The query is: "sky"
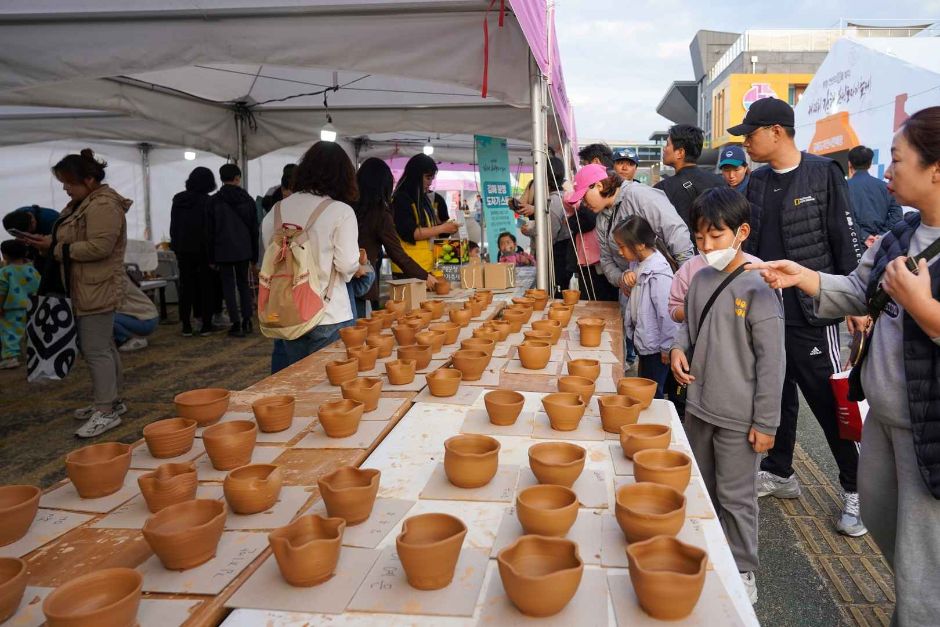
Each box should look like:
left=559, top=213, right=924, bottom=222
left=553, top=0, right=940, bottom=142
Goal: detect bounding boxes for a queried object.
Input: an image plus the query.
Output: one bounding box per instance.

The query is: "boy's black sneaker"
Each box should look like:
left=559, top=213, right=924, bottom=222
left=181, top=322, right=194, bottom=337
left=228, top=324, right=246, bottom=338
left=242, top=319, right=253, bottom=335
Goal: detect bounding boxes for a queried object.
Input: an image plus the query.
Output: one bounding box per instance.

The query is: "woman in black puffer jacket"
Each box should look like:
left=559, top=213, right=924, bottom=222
left=169, top=167, right=217, bottom=336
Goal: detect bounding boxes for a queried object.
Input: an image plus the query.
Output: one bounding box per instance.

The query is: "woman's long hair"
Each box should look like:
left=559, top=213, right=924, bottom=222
left=354, top=158, right=394, bottom=236
left=392, top=153, right=438, bottom=204
left=612, top=215, right=678, bottom=271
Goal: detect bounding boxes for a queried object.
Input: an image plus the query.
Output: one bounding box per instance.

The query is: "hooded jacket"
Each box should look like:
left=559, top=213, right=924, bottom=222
left=169, top=190, right=211, bottom=256
left=208, top=184, right=259, bottom=264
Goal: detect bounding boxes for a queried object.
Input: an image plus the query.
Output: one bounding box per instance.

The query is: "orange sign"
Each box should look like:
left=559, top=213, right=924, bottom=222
left=809, top=111, right=860, bottom=155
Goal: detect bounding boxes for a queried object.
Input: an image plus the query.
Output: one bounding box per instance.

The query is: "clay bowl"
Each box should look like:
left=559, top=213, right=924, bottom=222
left=500, top=308, right=527, bottom=332
left=251, top=395, right=295, bottom=433
left=449, top=307, right=473, bottom=327
left=523, top=329, right=553, bottom=345
left=497, top=535, right=583, bottom=617
left=443, top=434, right=500, bottom=488
left=512, top=296, right=536, bottom=309
left=370, top=310, right=395, bottom=329
left=450, top=349, right=489, bottom=381
left=633, top=449, right=693, bottom=493
left=396, top=513, right=467, bottom=590
left=567, top=358, right=601, bottom=381
left=507, top=303, right=534, bottom=324
left=531, top=319, right=562, bottom=343
left=397, top=344, right=432, bottom=370
left=385, top=358, right=416, bottom=385
left=224, top=464, right=283, bottom=514
left=460, top=337, right=495, bottom=357
left=141, top=417, right=197, bottom=459
left=65, top=442, right=132, bottom=499
left=562, top=289, right=581, bottom=305
left=429, top=322, right=460, bottom=346
left=391, top=323, right=418, bottom=346
left=517, top=340, right=551, bottom=370
left=627, top=536, right=707, bottom=620
left=384, top=299, right=406, bottom=317
left=598, top=395, right=642, bottom=433
left=420, top=299, right=445, bottom=319
left=354, top=316, right=383, bottom=337
left=486, top=319, right=512, bottom=341
left=173, top=388, right=230, bottom=426
left=413, top=308, right=434, bottom=327
left=615, top=482, right=686, bottom=543
left=557, top=375, right=596, bottom=405
left=434, top=280, right=451, bottom=296
left=202, top=420, right=257, bottom=471
left=464, top=298, right=483, bottom=318
left=317, top=399, right=365, bottom=438
left=340, top=377, right=383, bottom=413
left=484, top=390, right=525, bottom=426
left=347, top=344, right=378, bottom=371
left=269, top=514, right=346, bottom=586
left=426, top=368, right=463, bottom=397
left=476, top=289, right=494, bottom=306
left=547, top=305, right=572, bottom=327
left=317, top=467, right=381, bottom=525
left=516, top=485, right=579, bottom=537
left=620, top=424, right=672, bottom=460
left=42, top=567, right=141, bottom=627
left=0, top=485, right=41, bottom=546
left=137, top=462, right=198, bottom=513
left=400, top=315, right=427, bottom=333
left=415, top=329, right=446, bottom=355
left=541, top=392, right=586, bottom=431
left=365, top=333, right=395, bottom=358
left=338, top=325, right=368, bottom=348
left=524, top=289, right=549, bottom=310
left=617, top=377, right=658, bottom=409
left=0, top=558, right=27, bottom=623
left=471, top=327, right=501, bottom=343
left=326, top=357, right=360, bottom=386
left=527, top=442, right=586, bottom=488
left=576, top=317, right=606, bottom=347
left=142, top=499, right=226, bottom=570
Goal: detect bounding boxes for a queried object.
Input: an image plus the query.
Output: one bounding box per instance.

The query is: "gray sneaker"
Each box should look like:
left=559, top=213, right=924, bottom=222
left=836, top=491, right=868, bottom=537
left=756, top=470, right=802, bottom=498
left=740, top=571, right=758, bottom=604
left=75, top=410, right=122, bottom=438
left=75, top=401, right=128, bottom=421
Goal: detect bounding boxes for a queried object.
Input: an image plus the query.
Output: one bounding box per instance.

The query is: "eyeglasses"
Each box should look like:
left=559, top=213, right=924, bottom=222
left=744, top=126, right=774, bottom=141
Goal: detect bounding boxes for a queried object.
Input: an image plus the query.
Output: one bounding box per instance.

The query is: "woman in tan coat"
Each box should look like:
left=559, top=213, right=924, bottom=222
left=21, top=149, right=131, bottom=438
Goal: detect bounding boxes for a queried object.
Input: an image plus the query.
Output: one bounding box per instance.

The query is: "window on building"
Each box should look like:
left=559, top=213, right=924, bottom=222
left=788, top=84, right=808, bottom=106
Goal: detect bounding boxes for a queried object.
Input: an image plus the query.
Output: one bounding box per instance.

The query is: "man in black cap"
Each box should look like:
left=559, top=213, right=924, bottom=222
left=612, top=148, right=640, bottom=181
left=730, top=97, right=866, bottom=537
left=655, top=124, right=726, bottom=229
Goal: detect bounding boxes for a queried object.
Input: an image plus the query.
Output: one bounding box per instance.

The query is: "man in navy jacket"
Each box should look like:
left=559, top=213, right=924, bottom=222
left=846, top=145, right=903, bottom=247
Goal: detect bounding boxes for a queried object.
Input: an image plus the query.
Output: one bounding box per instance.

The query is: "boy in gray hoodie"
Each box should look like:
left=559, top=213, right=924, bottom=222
left=670, top=187, right=785, bottom=604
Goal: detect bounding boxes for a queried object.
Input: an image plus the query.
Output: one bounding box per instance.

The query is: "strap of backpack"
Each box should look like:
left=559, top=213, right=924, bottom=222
left=299, top=197, right=340, bottom=303
left=867, top=232, right=940, bottom=323
left=695, top=263, right=749, bottom=338
left=272, top=201, right=283, bottom=231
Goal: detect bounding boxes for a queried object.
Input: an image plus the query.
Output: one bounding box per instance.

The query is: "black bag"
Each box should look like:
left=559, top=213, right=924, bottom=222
left=25, top=243, right=78, bottom=382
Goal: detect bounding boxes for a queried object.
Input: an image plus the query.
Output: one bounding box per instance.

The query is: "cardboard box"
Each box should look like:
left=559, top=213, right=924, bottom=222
left=483, top=263, right=514, bottom=289
left=387, top=278, right=426, bottom=311
left=460, top=264, right=484, bottom=290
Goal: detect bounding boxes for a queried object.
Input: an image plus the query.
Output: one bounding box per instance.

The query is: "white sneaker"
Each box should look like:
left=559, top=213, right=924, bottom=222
left=756, top=470, right=802, bottom=498
left=75, top=410, right=122, bottom=438
left=118, top=337, right=148, bottom=352
left=0, top=357, right=19, bottom=369
left=75, top=401, right=128, bottom=421
left=836, top=491, right=868, bottom=537
left=740, top=571, right=758, bottom=604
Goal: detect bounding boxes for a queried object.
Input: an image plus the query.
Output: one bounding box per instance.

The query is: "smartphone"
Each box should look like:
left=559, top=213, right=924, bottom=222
left=507, top=197, right=521, bottom=212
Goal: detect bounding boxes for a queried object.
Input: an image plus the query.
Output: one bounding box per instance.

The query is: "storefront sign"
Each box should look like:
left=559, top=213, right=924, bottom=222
left=474, top=134, right=516, bottom=260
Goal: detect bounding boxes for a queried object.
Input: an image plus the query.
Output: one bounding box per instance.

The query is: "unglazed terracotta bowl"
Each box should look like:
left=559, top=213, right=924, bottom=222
left=443, top=434, right=500, bottom=488
left=142, top=417, right=197, bottom=458
left=507, top=303, right=533, bottom=324
left=517, top=340, right=551, bottom=370
left=65, top=442, right=132, bottom=499
left=525, top=289, right=548, bottom=310
left=392, top=323, right=418, bottom=346
left=567, top=358, right=601, bottom=381
left=411, top=308, right=434, bottom=327
left=500, top=308, right=527, bottom=333
left=429, top=322, right=460, bottom=345
left=598, top=395, right=642, bottom=433
left=497, top=535, right=583, bottom=617
left=0, top=557, right=27, bottom=623
left=633, top=449, right=692, bottom=493
left=464, top=298, right=483, bottom=318
left=42, top=567, right=141, bottom=627
left=541, top=392, right=586, bottom=431
left=317, top=399, right=365, bottom=438
left=317, top=467, right=381, bottom=525
left=142, top=499, right=226, bottom=570
left=576, top=317, right=606, bottom=347
left=484, top=390, right=525, bottom=426
left=416, top=329, right=446, bottom=355
left=340, top=377, right=383, bottom=412
left=527, top=442, right=586, bottom=487
left=397, top=344, right=432, bottom=370
left=269, top=514, right=346, bottom=586
left=449, top=307, right=472, bottom=327
left=365, top=333, right=395, bottom=358
left=326, top=357, right=360, bottom=386
left=426, top=368, right=463, bottom=397
left=251, top=395, right=295, bottom=433
left=354, top=316, right=383, bottom=337
left=396, top=513, right=467, bottom=590
left=562, top=289, right=581, bottom=305
left=421, top=299, right=446, bottom=319
left=615, top=482, right=686, bottom=543
left=620, top=424, right=672, bottom=460
left=202, top=420, right=257, bottom=471
left=516, top=485, right=578, bottom=537
left=338, top=325, right=368, bottom=348
left=173, top=388, right=230, bottom=426
left=471, top=327, right=501, bottom=343
left=385, top=359, right=416, bottom=385
left=557, top=375, right=595, bottom=405
left=476, top=289, right=494, bottom=306
left=434, top=280, right=451, bottom=296
left=347, top=344, right=378, bottom=371
left=547, top=305, right=572, bottom=326
left=627, top=536, right=707, bottom=620
left=137, top=462, right=198, bottom=513
left=485, top=319, right=512, bottom=341
left=384, top=299, right=406, bottom=317
left=531, top=318, right=562, bottom=343
left=617, top=377, right=658, bottom=409
left=224, top=464, right=283, bottom=514
left=450, top=349, right=489, bottom=381
left=0, top=485, right=41, bottom=546
left=370, top=310, right=395, bottom=329
left=522, top=329, right=553, bottom=345
left=512, top=296, right=536, bottom=309
left=460, top=337, right=496, bottom=357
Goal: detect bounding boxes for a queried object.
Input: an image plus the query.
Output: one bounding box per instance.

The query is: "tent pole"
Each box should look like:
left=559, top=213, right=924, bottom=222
left=235, top=109, right=248, bottom=192
left=138, top=142, right=153, bottom=241
left=562, top=143, right=573, bottom=182
left=530, top=59, right=550, bottom=291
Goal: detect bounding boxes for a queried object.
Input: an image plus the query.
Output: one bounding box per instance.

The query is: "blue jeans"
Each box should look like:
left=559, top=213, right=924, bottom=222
left=638, top=353, right=669, bottom=399
left=346, top=271, right=375, bottom=321
left=271, top=318, right=355, bottom=374
left=618, top=292, right=638, bottom=367
left=113, top=313, right=158, bottom=344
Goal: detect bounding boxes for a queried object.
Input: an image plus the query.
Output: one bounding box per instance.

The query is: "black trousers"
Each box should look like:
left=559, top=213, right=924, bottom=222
left=176, top=253, right=213, bottom=326
left=552, top=240, right=573, bottom=298
left=218, top=260, right=253, bottom=326
left=760, top=323, right=859, bottom=492
left=575, top=264, right=619, bottom=302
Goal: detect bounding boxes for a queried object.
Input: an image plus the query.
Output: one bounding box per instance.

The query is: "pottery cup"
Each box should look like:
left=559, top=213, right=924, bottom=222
left=137, top=462, right=198, bottom=513
left=626, top=536, right=707, bottom=620
left=485, top=319, right=512, bottom=341
left=516, top=485, right=578, bottom=537
left=500, top=309, right=527, bottom=333
left=450, top=349, right=489, bottom=381
left=65, top=442, right=132, bottom=499
left=546, top=305, right=572, bottom=327
left=42, top=567, right=141, bottom=627
left=326, top=357, right=360, bottom=386
left=562, top=289, right=581, bottom=305
left=443, top=434, right=500, bottom=488
left=633, top=449, right=693, bottom=493
left=173, top=388, right=230, bottom=426
left=522, top=329, right=553, bottom=345
left=497, top=535, right=583, bottom=617
left=0, top=558, right=27, bottom=623
left=251, top=395, right=295, bottom=433
left=269, top=514, right=347, bottom=586
left=202, top=420, right=257, bottom=471
left=421, top=300, right=445, bottom=319
left=434, top=280, right=451, bottom=296
left=575, top=317, right=606, bottom=347
left=464, top=298, right=483, bottom=318
left=317, top=399, right=365, bottom=438
left=354, top=317, right=383, bottom=337
left=317, top=467, right=381, bottom=525
left=484, top=390, right=525, bottom=426
left=412, top=309, right=434, bottom=327
left=527, top=442, right=586, bottom=488
left=476, top=289, right=494, bottom=306
left=449, top=307, right=472, bottom=327
left=471, top=327, right=500, bottom=343
left=615, top=482, right=686, bottom=543
left=392, top=323, right=418, bottom=346
left=566, top=358, right=601, bottom=381
left=598, top=395, right=642, bottom=433
left=557, top=375, right=595, bottom=405
left=517, top=340, right=551, bottom=370
left=460, top=337, right=496, bottom=357
left=540, top=392, right=586, bottom=431
left=396, top=513, right=467, bottom=590
left=385, top=359, right=416, bottom=385
left=429, top=322, right=460, bottom=345
left=617, top=377, right=658, bottom=409
left=347, top=344, right=378, bottom=371
left=384, top=299, right=406, bottom=317
left=397, top=344, right=432, bottom=370
left=619, top=424, right=672, bottom=460
left=531, top=319, right=562, bottom=343
left=426, top=368, right=463, bottom=397
left=365, top=333, right=395, bottom=358
left=142, top=499, right=226, bottom=570
left=142, top=417, right=197, bottom=458
left=370, top=310, right=395, bottom=329
left=340, top=377, right=383, bottom=412
left=507, top=303, right=533, bottom=324
left=416, top=329, right=446, bottom=355
left=0, top=485, right=41, bottom=546
left=338, top=325, right=368, bottom=348
left=224, top=464, right=283, bottom=514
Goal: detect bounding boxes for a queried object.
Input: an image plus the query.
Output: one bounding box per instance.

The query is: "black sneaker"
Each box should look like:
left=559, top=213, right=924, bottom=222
left=242, top=319, right=253, bottom=335
left=199, top=324, right=219, bottom=337
left=181, top=322, right=194, bottom=337
left=228, top=324, right=246, bottom=338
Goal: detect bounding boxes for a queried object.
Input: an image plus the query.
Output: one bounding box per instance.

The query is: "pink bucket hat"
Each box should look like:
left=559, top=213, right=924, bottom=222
left=563, top=163, right=608, bottom=205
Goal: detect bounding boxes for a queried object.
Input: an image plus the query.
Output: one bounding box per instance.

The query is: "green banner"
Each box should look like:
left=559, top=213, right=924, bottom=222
left=475, top=134, right=516, bottom=260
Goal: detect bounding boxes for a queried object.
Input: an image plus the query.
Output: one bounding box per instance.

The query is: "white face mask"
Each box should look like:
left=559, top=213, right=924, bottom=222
left=702, top=230, right=741, bottom=271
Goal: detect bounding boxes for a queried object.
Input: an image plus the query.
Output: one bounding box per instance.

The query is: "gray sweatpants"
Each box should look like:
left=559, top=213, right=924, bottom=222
left=685, top=412, right=761, bottom=572
left=77, top=312, right=123, bottom=410
left=858, top=414, right=940, bottom=626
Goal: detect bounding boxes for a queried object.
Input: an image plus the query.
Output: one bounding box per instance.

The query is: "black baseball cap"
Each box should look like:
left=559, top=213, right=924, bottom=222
left=728, top=97, right=794, bottom=136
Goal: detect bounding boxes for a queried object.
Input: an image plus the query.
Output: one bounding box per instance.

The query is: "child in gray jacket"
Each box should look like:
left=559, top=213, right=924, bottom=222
left=670, top=187, right=785, bottom=604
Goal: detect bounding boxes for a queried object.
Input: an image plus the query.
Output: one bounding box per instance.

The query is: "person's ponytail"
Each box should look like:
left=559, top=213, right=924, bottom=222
left=52, top=148, right=107, bottom=183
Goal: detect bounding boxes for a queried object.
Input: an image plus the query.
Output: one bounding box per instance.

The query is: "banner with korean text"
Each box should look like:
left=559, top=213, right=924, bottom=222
left=474, top=134, right=516, bottom=260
